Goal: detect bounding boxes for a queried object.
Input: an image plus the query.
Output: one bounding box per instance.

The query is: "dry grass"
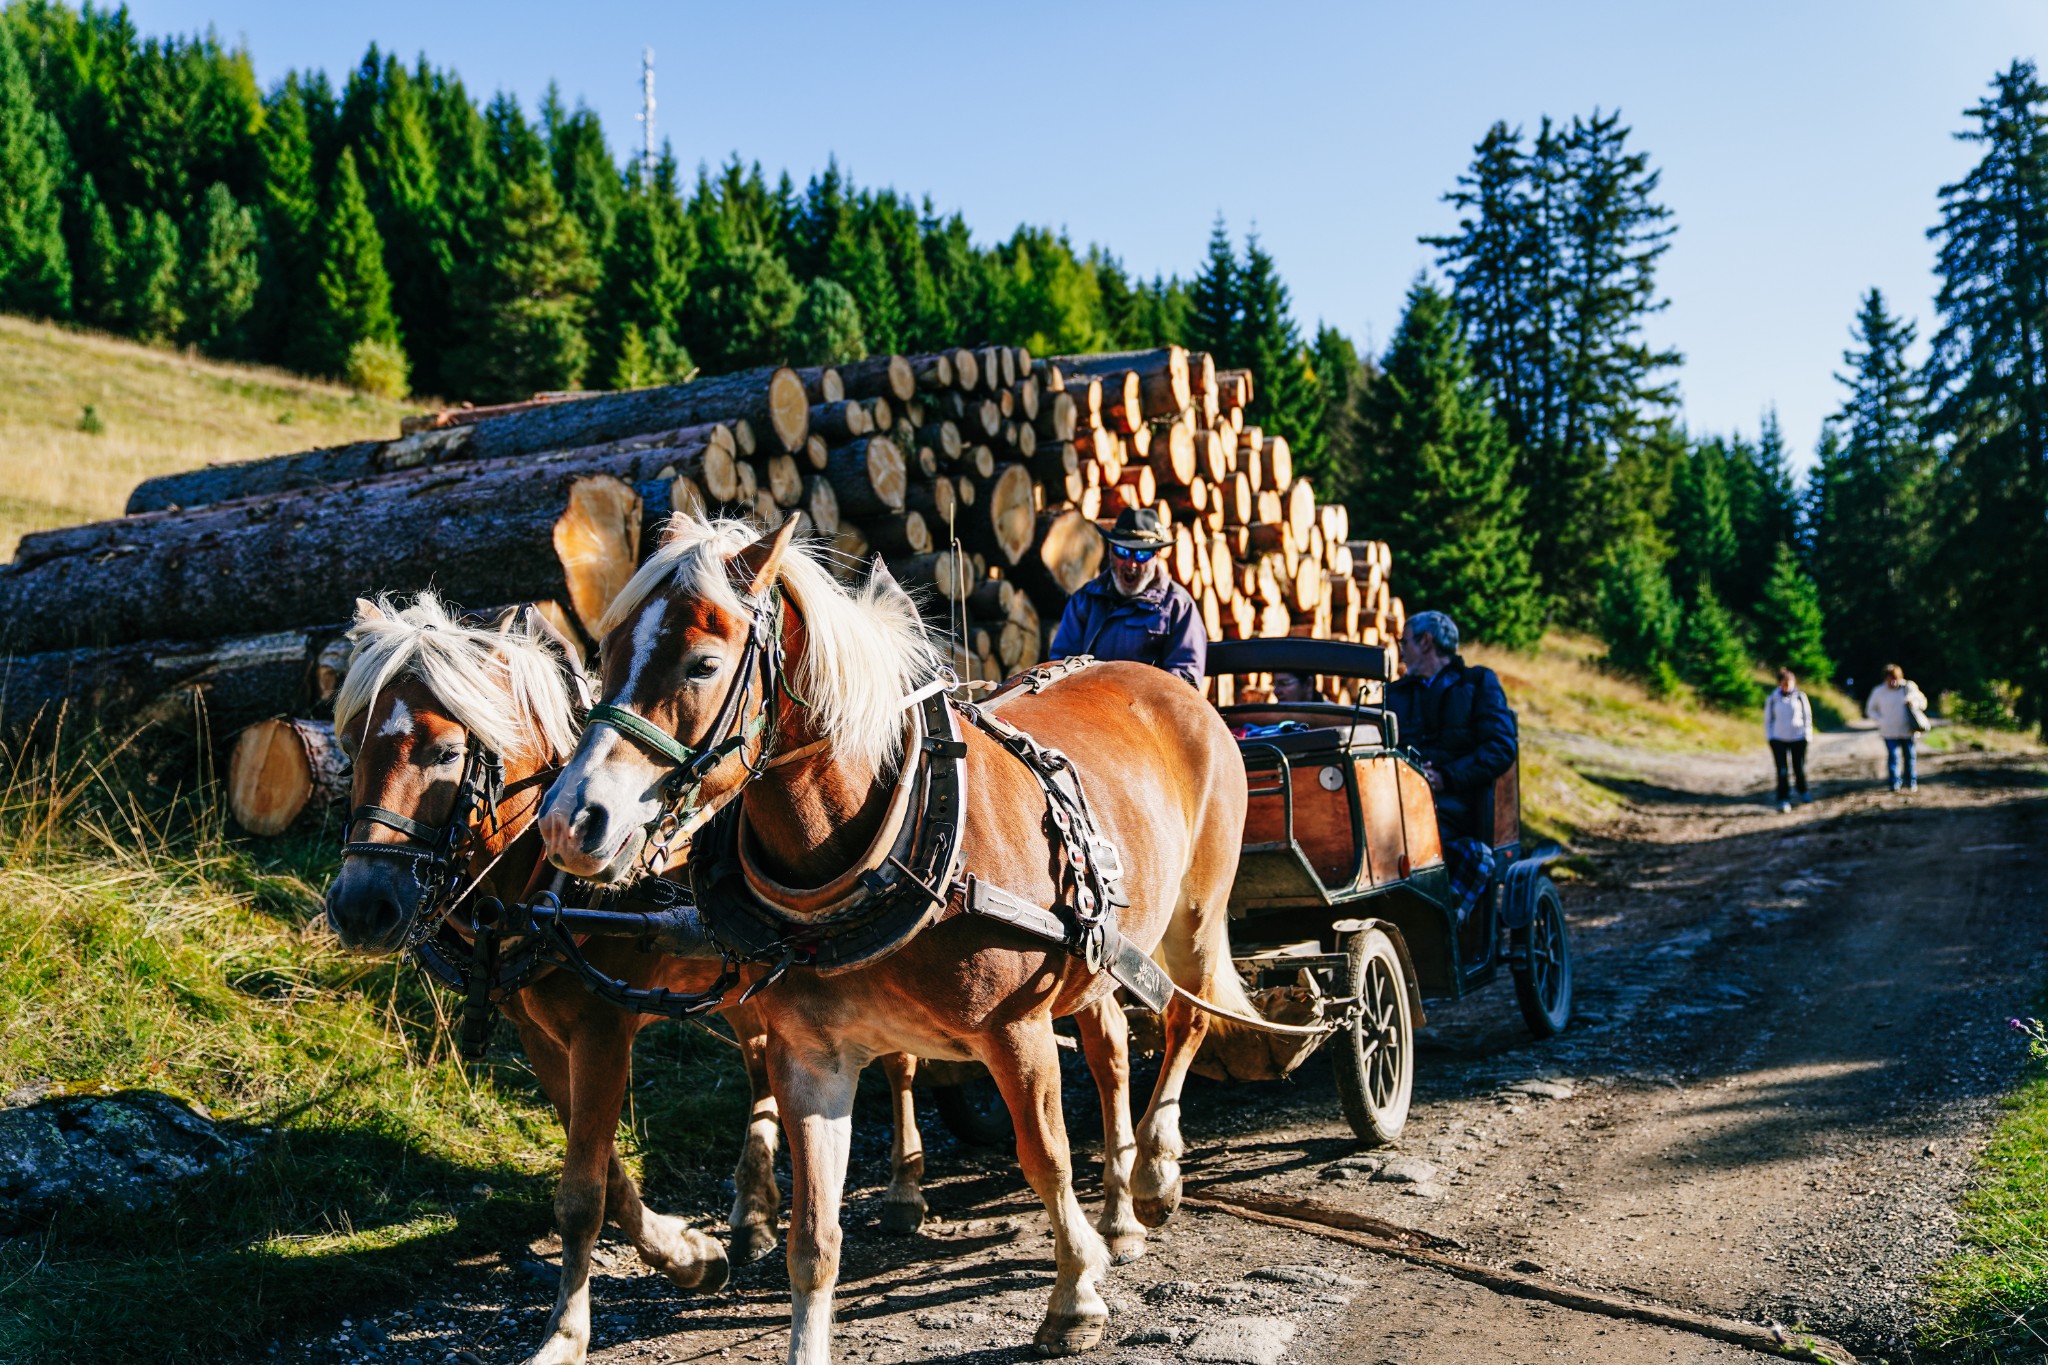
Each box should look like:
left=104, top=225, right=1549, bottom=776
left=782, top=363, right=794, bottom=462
left=0, top=315, right=417, bottom=558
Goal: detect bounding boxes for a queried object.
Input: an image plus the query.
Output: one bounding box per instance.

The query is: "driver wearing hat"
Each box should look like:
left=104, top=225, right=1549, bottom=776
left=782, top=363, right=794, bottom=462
left=1048, top=507, right=1207, bottom=687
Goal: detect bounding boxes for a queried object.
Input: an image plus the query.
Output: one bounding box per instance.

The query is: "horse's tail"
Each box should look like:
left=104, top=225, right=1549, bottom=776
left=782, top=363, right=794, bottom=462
left=1174, top=925, right=1327, bottom=1084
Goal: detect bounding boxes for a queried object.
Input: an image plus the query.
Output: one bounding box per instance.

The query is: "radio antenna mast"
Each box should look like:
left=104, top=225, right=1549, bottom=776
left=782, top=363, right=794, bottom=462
left=635, top=48, right=656, bottom=183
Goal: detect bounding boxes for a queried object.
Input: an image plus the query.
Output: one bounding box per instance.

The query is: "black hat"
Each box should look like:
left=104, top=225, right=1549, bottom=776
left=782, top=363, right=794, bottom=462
left=1104, top=506, right=1170, bottom=549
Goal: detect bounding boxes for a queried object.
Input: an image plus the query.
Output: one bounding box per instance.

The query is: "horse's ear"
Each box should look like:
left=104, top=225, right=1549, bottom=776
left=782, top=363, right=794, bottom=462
left=730, top=513, right=801, bottom=599
left=869, top=555, right=914, bottom=610
left=522, top=603, right=586, bottom=673
left=353, top=597, right=386, bottom=626
left=490, top=605, right=520, bottom=635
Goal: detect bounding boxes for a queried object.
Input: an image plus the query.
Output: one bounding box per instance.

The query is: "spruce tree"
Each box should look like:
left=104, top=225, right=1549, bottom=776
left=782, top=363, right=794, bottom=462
left=360, top=57, right=456, bottom=395
left=1312, top=323, right=1370, bottom=500
left=681, top=236, right=803, bottom=374
left=1185, top=215, right=1238, bottom=360
left=0, top=19, right=71, bottom=317
left=1812, top=289, right=1934, bottom=691
left=1925, top=60, right=2048, bottom=717
left=590, top=173, right=692, bottom=387
left=180, top=182, right=259, bottom=354
left=1723, top=410, right=1798, bottom=612
left=446, top=157, right=597, bottom=401
left=1357, top=280, right=1544, bottom=650
left=1755, top=542, right=1832, bottom=681
left=71, top=174, right=122, bottom=327
left=789, top=277, right=865, bottom=365
left=1236, top=231, right=1325, bottom=466
left=249, top=76, right=322, bottom=364
left=1596, top=540, right=1680, bottom=692
left=1665, top=436, right=1737, bottom=593
left=1676, top=580, right=1757, bottom=709
left=297, top=147, right=402, bottom=383
left=118, top=207, right=183, bottom=342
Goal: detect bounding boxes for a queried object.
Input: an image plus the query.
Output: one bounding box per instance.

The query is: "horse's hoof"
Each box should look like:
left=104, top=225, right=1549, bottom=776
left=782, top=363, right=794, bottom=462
left=1033, top=1312, right=1107, bottom=1356
left=1133, top=1189, right=1179, bottom=1229
left=878, top=1197, right=927, bottom=1236
left=658, top=1234, right=729, bottom=1293
left=1104, top=1230, right=1147, bottom=1264
left=729, top=1223, right=778, bottom=1266
left=691, top=1243, right=731, bottom=1294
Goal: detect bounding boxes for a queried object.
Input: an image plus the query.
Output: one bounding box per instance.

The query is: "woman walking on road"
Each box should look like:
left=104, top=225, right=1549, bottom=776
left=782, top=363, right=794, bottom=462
left=1765, top=668, right=1813, bottom=813
left=1865, top=663, right=1930, bottom=792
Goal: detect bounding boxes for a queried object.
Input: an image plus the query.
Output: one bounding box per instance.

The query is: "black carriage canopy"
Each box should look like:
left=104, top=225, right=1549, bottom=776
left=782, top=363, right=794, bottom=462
left=1205, top=637, right=1396, bottom=683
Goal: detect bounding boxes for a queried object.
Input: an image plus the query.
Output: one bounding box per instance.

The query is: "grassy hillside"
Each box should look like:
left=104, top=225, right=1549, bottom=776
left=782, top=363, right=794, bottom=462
left=0, top=315, right=414, bottom=559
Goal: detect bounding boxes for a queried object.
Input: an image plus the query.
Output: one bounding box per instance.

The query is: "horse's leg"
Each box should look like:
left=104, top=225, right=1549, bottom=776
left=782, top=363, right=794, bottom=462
left=768, top=1039, right=860, bottom=1365
left=522, top=1018, right=725, bottom=1365
left=1072, top=995, right=1144, bottom=1262
left=876, top=1051, right=928, bottom=1234
left=981, top=1019, right=1112, bottom=1355
left=604, top=1142, right=730, bottom=1292
left=725, top=1000, right=784, bottom=1265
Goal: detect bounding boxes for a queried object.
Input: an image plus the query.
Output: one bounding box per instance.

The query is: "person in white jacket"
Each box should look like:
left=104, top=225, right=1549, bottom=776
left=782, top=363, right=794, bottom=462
left=1764, top=668, right=1813, bottom=812
left=1865, top=663, right=1930, bottom=792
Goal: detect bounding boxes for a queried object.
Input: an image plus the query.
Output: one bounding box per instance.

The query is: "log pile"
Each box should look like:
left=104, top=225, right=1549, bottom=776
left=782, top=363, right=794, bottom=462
left=0, top=346, right=1405, bottom=831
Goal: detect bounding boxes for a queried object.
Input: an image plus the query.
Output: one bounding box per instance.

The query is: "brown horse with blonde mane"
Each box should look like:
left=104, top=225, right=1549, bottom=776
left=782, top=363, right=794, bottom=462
left=539, top=516, right=1252, bottom=1363
left=320, top=593, right=933, bottom=1365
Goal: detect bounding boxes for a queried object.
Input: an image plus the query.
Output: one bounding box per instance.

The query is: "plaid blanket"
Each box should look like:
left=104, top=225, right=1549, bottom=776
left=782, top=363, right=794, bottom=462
left=1444, top=836, right=1497, bottom=924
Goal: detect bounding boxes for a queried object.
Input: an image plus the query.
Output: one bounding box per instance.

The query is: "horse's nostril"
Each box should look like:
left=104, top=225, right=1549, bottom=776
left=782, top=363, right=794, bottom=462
left=368, top=896, right=404, bottom=944
left=575, top=804, right=611, bottom=855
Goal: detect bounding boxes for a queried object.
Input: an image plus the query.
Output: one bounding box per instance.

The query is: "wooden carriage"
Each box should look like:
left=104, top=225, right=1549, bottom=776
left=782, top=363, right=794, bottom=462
left=1207, top=637, right=1572, bottom=1145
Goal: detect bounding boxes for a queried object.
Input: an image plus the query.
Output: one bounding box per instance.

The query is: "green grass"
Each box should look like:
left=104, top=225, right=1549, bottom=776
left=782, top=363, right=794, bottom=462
left=1920, top=1068, right=2048, bottom=1361
left=0, top=734, right=753, bottom=1363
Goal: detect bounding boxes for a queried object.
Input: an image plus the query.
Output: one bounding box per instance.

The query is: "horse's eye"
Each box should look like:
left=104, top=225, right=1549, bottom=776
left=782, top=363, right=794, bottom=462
left=688, top=658, right=722, bottom=680
left=423, top=746, right=463, bottom=768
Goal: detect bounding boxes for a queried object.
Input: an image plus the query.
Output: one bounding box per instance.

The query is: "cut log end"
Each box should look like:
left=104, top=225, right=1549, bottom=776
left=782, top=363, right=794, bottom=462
left=228, top=718, right=349, bottom=836
left=553, top=475, right=644, bottom=636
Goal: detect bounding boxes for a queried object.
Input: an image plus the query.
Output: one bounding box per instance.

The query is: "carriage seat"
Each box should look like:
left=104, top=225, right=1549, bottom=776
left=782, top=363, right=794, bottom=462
left=1222, top=703, right=1388, bottom=753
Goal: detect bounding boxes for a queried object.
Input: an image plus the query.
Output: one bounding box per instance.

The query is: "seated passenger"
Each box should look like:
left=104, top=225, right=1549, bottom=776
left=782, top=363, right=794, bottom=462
left=1383, top=610, right=1517, bottom=842
left=1269, top=670, right=1317, bottom=703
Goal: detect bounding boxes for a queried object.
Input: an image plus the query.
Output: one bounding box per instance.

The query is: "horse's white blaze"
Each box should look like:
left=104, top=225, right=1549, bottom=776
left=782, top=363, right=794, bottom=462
left=620, top=594, right=667, bottom=701
left=377, top=697, right=414, bottom=738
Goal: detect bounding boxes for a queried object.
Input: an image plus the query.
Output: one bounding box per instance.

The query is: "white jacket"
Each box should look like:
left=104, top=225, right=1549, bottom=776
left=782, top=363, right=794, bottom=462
left=1764, top=688, right=1812, bottom=742
left=1865, top=680, right=1929, bottom=740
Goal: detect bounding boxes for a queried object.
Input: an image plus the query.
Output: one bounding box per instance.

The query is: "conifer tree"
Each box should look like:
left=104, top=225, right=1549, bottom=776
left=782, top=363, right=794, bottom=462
left=1596, top=540, right=1680, bottom=692
left=0, top=20, right=71, bottom=317
left=1236, top=231, right=1325, bottom=464
left=1676, top=580, right=1757, bottom=709
left=789, top=277, right=865, bottom=364
left=1723, top=410, right=1798, bottom=612
left=1812, top=289, right=1934, bottom=691
left=180, top=182, right=259, bottom=354
left=1666, top=437, right=1737, bottom=593
left=1925, top=60, right=2048, bottom=716
left=1185, top=215, right=1238, bottom=360
left=118, top=207, right=183, bottom=342
left=446, top=157, right=597, bottom=401
left=249, top=76, right=322, bottom=362
left=683, top=235, right=803, bottom=374
left=542, top=86, right=621, bottom=256
left=296, top=147, right=401, bottom=382
left=1357, top=280, right=1544, bottom=649
left=359, top=57, right=456, bottom=394
left=1312, top=323, right=1370, bottom=498
left=1755, top=542, right=1831, bottom=681
left=71, top=174, right=123, bottom=327
left=590, top=171, right=692, bottom=387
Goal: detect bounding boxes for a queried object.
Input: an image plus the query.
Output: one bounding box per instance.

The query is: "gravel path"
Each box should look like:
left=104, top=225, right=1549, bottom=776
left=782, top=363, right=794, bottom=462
left=293, top=727, right=2048, bottom=1365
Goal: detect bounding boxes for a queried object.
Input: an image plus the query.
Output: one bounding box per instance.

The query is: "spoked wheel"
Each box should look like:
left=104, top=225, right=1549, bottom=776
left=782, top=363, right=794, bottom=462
left=932, top=1072, right=1014, bottom=1147
left=1332, top=926, right=1413, bottom=1146
left=1510, top=874, right=1573, bottom=1037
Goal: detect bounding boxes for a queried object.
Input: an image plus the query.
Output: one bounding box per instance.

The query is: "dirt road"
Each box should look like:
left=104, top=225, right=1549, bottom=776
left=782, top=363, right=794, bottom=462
left=326, top=726, right=2047, bottom=1365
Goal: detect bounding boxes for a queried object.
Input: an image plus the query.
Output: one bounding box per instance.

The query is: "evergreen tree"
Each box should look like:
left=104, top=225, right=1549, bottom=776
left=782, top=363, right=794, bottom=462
left=296, top=147, right=401, bottom=381
left=789, top=277, right=865, bottom=365
left=1357, top=280, right=1544, bottom=649
left=117, top=206, right=182, bottom=342
left=682, top=237, right=803, bottom=374
left=180, top=181, right=259, bottom=353
left=70, top=173, right=122, bottom=326
left=248, top=75, right=322, bottom=363
left=1812, top=289, right=1935, bottom=691
left=1236, top=231, right=1325, bottom=464
left=1755, top=542, right=1832, bottom=681
left=1429, top=111, right=1680, bottom=609
left=445, top=157, right=597, bottom=401
left=1596, top=539, right=1680, bottom=692
left=1676, top=580, right=1757, bottom=709
left=590, top=171, right=692, bottom=387
left=0, top=19, right=71, bottom=317
left=1312, top=323, right=1370, bottom=498
left=1723, top=410, right=1798, bottom=612
left=541, top=86, right=621, bottom=256
left=1925, top=60, right=2048, bottom=717
left=1184, top=215, right=1238, bottom=359
left=1665, top=436, right=1737, bottom=593
left=357, top=56, right=457, bottom=395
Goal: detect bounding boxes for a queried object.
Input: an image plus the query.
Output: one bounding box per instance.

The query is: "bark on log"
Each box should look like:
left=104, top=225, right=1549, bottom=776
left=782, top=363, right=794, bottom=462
left=957, top=463, right=1037, bottom=567
left=1051, top=348, right=1191, bottom=421
left=823, top=437, right=907, bottom=520
left=1034, top=391, right=1077, bottom=443
left=125, top=370, right=801, bottom=514
left=795, top=366, right=845, bottom=405
left=810, top=401, right=872, bottom=443
left=911, top=352, right=955, bottom=391
left=803, top=476, right=841, bottom=537
left=1009, top=510, right=1104, bottom=614
left=1218, top=369, right=1255, bottom=409
left=921, top=421, right=963, bottom=463
left=967, top=578, right=1016, bottom=621
left=0, top=435, right=746, bottom=652
left=859, top=511, right=932, bottom=557
left=895, top=548, right=975, bottom=603
left=228, top=717, right=351, bottom=835
left=905, top=477, right=959, bottom=534
left=1150, top=422, right=1197, bottom=487
left=838, top=354, right=915, bottom=403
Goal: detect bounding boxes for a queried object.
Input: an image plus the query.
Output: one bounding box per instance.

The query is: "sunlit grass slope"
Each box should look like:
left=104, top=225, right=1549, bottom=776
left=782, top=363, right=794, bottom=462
left=0, top=315, right=415, bottom=558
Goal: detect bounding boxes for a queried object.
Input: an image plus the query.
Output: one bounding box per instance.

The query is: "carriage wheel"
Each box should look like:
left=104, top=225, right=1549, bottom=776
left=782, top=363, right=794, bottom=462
left=1332, top=926, right=1413, bottom=1146
left=1510, top=874, right=1573, bottom=1038
left=932, top=1074, right=1014, bottom=1147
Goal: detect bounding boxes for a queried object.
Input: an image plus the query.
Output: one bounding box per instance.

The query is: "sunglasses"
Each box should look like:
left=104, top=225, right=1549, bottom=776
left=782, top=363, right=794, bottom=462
left=1110, top=543, right=1158, bottom=563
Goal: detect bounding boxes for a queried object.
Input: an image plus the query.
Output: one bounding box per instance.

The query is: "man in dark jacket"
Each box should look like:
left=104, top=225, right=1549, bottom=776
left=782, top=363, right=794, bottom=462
left=1382, top=609, right=1517, bottom=840
left=1049, top=507, right=1206, bottom=687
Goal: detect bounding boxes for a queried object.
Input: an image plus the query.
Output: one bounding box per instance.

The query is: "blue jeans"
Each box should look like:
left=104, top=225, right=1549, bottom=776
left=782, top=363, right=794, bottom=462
left=1885, top=737, right=1917, bottom=788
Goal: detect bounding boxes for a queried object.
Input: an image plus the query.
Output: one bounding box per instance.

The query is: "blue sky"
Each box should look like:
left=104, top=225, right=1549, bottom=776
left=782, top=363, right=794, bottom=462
left=133, top=1, right=2048, bottom=473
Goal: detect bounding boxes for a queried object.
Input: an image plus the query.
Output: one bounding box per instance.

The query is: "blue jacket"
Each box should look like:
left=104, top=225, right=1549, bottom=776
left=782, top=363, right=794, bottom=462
left=1383, top=656, right=1518, bottom=799
left=1049, top=571, right=1207, bottom=687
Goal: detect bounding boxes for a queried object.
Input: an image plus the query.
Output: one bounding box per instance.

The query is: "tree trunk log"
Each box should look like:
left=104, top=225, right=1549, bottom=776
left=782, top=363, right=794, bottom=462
left=809, top=400, right=872, bottom=443
left=911, top=352, right=955, bottom=391
left=1052, top=348, right=1191, bottom=421
left=1009, top=510, right=1104, bottom=614
left=957, top=463, right=1037, bottom=567
left=794, top=366, right=845, bottom=405
left=125, top=369, right=801, bottom=514
left=823, top=436, right=907, bottom=520
left=228, top=717, right=351, bottom=835
left=859, top=511, right=932, bottom=557
left=838, top=354, right=915, bottom=403
left=803, top=476, right=841, bottom=537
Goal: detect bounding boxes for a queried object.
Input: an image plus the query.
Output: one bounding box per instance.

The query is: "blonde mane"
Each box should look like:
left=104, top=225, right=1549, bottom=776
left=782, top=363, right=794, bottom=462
left=599, top=517, right=942, bottom=775
left=334, top=591, right=583, bottom=762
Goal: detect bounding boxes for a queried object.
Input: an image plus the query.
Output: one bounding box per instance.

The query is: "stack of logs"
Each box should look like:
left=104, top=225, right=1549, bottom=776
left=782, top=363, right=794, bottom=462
left=0, top=345, right=1403, bottom=831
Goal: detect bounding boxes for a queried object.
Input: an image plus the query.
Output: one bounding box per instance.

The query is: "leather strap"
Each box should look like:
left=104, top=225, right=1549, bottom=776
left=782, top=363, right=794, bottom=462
left=586, top=702, right=699, bottom=769
left=352, top=804, right=442, bottom=844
